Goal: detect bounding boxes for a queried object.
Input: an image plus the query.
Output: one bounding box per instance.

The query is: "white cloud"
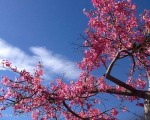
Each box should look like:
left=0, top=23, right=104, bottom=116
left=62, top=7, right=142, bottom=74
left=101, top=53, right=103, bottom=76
left=0, top=39, right=80, bottom=80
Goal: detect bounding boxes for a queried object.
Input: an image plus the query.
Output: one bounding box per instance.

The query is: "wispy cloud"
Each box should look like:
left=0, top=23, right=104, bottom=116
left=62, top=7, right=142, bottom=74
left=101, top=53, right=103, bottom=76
left=0, top=39, right=80, bottom=80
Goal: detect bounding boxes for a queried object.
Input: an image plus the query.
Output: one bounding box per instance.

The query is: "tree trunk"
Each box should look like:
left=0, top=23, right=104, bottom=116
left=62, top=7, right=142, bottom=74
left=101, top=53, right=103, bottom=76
left=144, top=71, right=150, bottom=120
left=144, top=97, right=150, bottom=120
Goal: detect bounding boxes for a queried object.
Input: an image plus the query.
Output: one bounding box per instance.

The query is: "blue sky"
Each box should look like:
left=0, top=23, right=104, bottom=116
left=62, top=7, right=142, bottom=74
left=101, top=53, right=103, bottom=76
left=0, top=0, right=149, bottom=120
left=0, top=0, right=93, bottom=80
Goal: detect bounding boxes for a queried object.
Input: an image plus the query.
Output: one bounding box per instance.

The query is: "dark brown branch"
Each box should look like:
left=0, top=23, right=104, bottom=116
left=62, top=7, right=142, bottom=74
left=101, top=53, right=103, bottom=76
left=80, top=34, right=92, bottom=47
left=104, top=49, right=150, bottom=100
left=106, top=75, right=137, bottom=93
left=62, top=101, right=89, bottom=120
left=90, top=88, right=136, bottom=97
left=105, top=50, right=137, bottom=93
left=119, top=107, right=144, bottom=119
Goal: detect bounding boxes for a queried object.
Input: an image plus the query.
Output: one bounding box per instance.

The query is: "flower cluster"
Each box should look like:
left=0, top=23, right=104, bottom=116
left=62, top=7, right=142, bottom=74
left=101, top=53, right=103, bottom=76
left=0, top=0, right=149, bottom=120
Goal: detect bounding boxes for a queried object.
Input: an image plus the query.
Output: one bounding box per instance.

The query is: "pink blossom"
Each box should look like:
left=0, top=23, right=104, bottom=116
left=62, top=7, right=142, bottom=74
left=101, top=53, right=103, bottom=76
left=122, top=107, right=127, bottom=112
left=1, top=76, right=10, bottom=86
left=31, top=110, right=40, bottom=120
left=111, top=108, right=118, bottom=116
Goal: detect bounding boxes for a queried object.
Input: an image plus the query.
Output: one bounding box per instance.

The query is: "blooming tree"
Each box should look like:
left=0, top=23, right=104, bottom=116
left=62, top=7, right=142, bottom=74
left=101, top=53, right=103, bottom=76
left=0, top=0, right=150, bottom=120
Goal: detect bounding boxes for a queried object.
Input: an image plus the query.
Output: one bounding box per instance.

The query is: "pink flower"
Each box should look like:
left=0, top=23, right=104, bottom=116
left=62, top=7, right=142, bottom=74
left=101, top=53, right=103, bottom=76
left=122, top=107, right=127, bottom=112
left=111, top=108, right=118, bottom=116
left=2, top=60, right=11, bottom=67
left=1, top=76, right=10, bottom=86
left=31, top=110, right=40, bottom=120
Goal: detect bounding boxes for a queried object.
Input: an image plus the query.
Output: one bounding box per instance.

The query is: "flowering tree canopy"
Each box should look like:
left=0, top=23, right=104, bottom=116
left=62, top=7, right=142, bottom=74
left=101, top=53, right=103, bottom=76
left=0, top=0, right=150, bottom=120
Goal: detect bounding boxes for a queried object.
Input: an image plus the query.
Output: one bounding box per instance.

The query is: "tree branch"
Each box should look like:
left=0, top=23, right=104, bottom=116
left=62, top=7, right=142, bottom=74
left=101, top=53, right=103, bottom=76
left=62, top=101, right=89, bottom=120
left=104, top=50, right=150, bottom=100
left=106, top=75, right=137, bottom=93
left=90, top=87, right=150, bottom=99
left=105, top=50, right=137, bottom=93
